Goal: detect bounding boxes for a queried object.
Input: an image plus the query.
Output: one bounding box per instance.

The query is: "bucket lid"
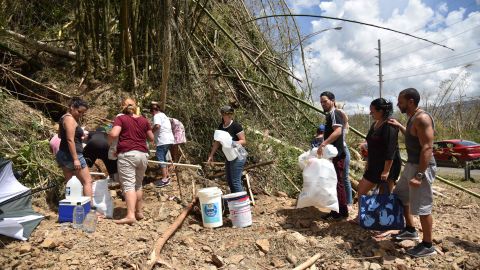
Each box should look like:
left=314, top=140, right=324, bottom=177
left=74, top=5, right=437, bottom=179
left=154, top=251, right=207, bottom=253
left=198, top=187, right=222, bottom=197
left=222, top=191, right=247, bottom=199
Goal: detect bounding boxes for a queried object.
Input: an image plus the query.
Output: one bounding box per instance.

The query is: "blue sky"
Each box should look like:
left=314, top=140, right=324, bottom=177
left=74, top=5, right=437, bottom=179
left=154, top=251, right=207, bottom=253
left=266, top=0, right=480, bottom=112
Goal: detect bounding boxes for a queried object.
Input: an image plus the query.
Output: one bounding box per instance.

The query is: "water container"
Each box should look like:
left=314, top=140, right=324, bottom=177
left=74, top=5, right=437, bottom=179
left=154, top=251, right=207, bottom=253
left=221, top=146, right=238, bottom=161
left=228, top=199, right=252, bottom=228
left=66, top=176, right=83, bottom=199
left=198, top=187, right=223, bottom=228
left=72, top=202, right=85, bottom=229
left=234, top=144, right=248, bottom=160
left=83, top=206, right=98, bottom=233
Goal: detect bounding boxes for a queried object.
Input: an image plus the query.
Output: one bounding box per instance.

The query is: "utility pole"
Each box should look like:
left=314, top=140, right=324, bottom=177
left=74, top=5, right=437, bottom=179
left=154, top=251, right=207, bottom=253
left=375, top=39, right=383, bottom=98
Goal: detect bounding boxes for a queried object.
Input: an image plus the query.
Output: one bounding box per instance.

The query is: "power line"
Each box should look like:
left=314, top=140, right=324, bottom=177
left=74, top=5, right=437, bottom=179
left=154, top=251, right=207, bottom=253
left=315, top=9, right=479, bottom=90
left=382, top=24, right=480, bottom=63
left=383, top=47, right=480, bottom=75
left=383, top=59, right=479, bottom=81
left=381, top=2, right=479, bottom=54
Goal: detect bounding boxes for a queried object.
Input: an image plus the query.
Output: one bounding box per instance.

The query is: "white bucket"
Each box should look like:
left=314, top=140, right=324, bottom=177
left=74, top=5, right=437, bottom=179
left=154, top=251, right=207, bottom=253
left=228, top=199, right=252, bottom=228
left=198, top=187, right=223, bottom=228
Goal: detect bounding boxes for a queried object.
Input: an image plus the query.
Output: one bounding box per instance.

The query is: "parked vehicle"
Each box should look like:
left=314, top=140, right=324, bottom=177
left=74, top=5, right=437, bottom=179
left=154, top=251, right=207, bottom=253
left=433, top=140, right=480, bottom=167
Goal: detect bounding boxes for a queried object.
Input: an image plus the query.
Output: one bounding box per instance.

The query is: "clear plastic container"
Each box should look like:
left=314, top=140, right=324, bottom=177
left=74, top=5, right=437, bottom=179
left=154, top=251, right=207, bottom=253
left=72, top=202, right=85, bottom=229
left=83, top=206, right=98, bottom=233
left=233, top=142, right=248, bottom=160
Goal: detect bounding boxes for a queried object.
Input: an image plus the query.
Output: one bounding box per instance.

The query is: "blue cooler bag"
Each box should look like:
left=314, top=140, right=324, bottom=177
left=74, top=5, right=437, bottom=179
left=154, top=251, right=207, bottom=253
left=359, top=188, right=405, bottom=231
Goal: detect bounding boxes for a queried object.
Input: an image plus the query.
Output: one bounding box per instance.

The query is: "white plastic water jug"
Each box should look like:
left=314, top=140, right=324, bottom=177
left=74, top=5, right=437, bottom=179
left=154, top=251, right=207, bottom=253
left=66, top=176, right=83, bottom=199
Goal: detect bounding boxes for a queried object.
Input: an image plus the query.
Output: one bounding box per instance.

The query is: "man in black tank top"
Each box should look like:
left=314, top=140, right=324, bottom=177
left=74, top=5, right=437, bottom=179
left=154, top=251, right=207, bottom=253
left=388, top=88, right=437, bottom=258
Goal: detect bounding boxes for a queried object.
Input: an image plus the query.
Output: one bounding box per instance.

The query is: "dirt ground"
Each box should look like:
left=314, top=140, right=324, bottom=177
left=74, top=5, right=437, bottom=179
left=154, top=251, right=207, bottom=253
left=1, top=167, right=480, bottom=270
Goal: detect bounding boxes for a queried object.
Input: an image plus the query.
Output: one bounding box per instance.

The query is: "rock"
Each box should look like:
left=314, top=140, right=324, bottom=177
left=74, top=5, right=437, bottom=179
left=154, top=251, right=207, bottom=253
left=256, top=239, right=270, bottom=253
left=59, top=254, right=69, bottom=262
left=156, top=210, right=169, bottom=221
left=40, top=238, right=58, bottom=249
left=396, top=264, right=408, bottom=270
left=296, top=219, right=312, bottom=228
left=383, top=255, right=396, bottom=265
left=181, top=238, right=195, bottom=246
left=169, top=210, right=180, bottom=217
left=136, top=236, right=148, bottom=242
left=308, top=236, right=319, bottom=246
left=277, top=191, right=288, bottom=197
left=109, top=250, right=120, bottom=257
left=69, top=259, right=80, bottom=266
left=212, top=254, right=224, bottom=268
left=63, top=242, right=73, bottom=249
left=369, top=263, right=381, bottom=270
left=18, top=244, right=32, bottom=254
left=363, top=261, right=371, bottom=270
left=287, top=253, right=298, bottom=265
left=202, top=246, right=213, bottom=252
left=189, top=224, right=203, bottom=232
left=271, top=258, right=285, bottom=268
left=227, top=255, right=244, bottom=264
left=398, top=240, right=416, bottom=249
left=285, top=232, right=307, bottom=246
left=378, top=240, right=396, bottom=251
left=88, top=259, right=98, bottom=265
left=432, top=237, right=443, bottom=244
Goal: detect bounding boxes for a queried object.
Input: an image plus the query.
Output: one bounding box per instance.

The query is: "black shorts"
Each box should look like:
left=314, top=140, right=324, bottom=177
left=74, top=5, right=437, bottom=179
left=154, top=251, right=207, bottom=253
left=363, top=159, right=401, bottom=184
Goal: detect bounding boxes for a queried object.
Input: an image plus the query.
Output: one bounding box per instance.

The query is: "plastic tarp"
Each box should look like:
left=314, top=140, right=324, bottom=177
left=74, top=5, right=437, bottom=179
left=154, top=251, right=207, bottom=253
left=0, top=159, right=44, bottom=240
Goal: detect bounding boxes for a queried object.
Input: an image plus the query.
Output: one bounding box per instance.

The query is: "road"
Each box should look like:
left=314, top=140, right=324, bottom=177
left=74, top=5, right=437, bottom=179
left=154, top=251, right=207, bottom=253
left=436, top=166, right=480, bottom=180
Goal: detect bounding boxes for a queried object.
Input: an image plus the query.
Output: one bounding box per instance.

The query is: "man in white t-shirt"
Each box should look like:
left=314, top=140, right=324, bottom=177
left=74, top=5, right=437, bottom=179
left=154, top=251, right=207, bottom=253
left=150, top=104, right=175, bottom=187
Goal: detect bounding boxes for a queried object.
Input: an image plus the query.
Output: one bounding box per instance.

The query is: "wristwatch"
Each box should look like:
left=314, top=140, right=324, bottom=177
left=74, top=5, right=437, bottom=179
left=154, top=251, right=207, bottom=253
left=415, top=172, right=425, bottom=180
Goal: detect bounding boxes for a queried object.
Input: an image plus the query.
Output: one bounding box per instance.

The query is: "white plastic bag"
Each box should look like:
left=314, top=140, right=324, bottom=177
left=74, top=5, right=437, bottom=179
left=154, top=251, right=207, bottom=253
left=92, top=179, right=114, bottom=218
left=296, top=145, right=339, bottom=212
left=213, top=130, right=238, bottom=161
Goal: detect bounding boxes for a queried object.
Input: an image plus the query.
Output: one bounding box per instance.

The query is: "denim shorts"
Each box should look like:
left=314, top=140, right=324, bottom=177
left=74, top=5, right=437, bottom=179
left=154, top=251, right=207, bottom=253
left=156, top=144, right=172, bottom=168
left=56, top=149, right=87, bottom=170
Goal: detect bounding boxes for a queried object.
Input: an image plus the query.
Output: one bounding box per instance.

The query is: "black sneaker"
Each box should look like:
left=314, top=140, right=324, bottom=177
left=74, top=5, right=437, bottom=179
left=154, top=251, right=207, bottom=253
left=154, top=179, right=170, bottom=188
left=406, top=243, right=437, bottom=258
left=392, top=229, right=419, bottom=240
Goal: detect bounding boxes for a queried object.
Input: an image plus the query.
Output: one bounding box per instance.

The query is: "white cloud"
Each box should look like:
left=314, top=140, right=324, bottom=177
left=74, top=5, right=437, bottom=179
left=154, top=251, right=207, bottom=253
left=286, top=0, right=322, bottom=13
left=290, top=0, right=480, bottom=113
left=438, top=2, right=448, bottom=14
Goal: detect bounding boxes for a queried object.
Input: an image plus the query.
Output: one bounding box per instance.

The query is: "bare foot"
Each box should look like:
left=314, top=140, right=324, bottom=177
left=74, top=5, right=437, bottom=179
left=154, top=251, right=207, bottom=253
left=114, top=218, right=136, bottom=225
left=135, top=212, right=144, bottom=220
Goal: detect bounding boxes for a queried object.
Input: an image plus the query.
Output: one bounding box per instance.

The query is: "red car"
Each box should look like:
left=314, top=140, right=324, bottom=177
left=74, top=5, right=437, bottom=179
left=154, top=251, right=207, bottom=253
left=433, top=140, right=480, bottom=167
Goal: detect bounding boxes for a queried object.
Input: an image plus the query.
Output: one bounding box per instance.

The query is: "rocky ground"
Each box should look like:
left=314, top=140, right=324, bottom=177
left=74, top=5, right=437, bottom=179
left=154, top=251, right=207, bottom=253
left=1, top=167, right=480, bottom=270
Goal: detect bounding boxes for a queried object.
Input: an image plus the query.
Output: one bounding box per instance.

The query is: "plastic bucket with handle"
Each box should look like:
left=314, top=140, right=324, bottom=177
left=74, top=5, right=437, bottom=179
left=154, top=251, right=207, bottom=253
left=198, top=187, right=223, bottom=228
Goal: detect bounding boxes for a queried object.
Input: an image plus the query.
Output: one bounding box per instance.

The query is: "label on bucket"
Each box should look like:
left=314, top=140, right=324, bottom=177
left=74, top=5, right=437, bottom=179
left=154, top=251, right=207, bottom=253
left=203, top=202, right=221, bottom=223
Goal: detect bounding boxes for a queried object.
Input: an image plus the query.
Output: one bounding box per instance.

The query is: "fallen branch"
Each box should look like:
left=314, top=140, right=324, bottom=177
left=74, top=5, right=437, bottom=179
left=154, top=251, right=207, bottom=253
left=0, top=65, right=71, bottom=100
left=293, top=253, right=321, bottom=270
left=279, top=169, right=301, bottom=192
left=1, top=29, right=77, bottom=59
left=208, top=160, right=274, bottom=178
left=146, top=197, right=198, bottom=269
